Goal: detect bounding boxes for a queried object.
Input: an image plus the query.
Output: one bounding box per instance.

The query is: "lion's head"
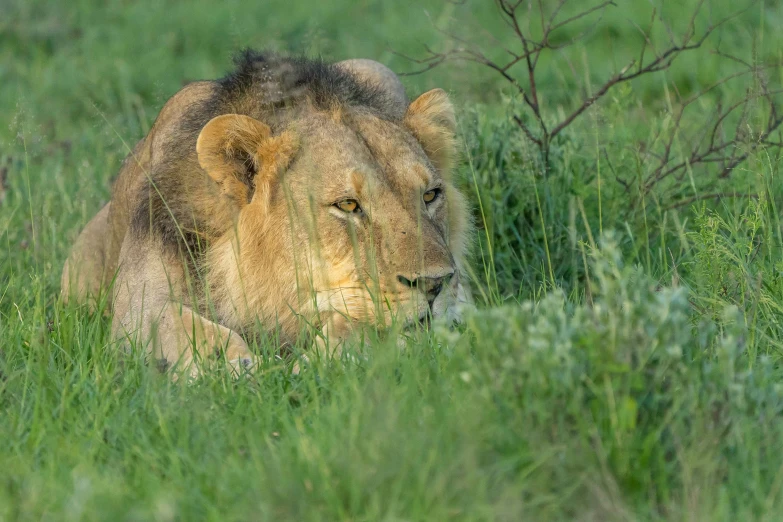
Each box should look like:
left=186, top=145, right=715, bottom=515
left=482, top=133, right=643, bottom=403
left=138, top=51, right=471, bottom=344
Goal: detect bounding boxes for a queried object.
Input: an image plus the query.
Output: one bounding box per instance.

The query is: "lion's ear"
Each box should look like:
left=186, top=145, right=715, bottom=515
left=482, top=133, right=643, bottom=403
left=197, top=114, right=297, bottom=206
left=404, top=88, right=457, bottom=174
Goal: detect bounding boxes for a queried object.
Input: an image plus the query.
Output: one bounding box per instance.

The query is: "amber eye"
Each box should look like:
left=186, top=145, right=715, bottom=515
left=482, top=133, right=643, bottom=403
left=335, top=199, right=361, bottom=213
left=423, top=189, right=440, bottom=204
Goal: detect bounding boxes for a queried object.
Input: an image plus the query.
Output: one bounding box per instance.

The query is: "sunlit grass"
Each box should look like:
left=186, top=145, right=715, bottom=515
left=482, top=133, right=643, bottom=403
left=3, top=0, right=783, bottom=520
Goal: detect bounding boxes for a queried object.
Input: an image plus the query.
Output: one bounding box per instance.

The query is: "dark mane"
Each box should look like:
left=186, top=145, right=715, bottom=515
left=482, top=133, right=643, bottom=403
left=216, top=49, right=400, bottom=122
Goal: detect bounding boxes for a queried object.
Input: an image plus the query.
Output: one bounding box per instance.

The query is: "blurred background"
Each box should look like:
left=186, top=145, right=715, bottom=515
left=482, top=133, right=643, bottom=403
left=5, top=2, right=783, bottom=519
left=3, top=0, right=782, bottom=304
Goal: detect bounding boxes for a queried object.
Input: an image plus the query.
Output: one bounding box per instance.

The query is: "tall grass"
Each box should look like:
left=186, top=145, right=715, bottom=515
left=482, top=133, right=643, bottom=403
left=3, top=0, right=783, bottom=519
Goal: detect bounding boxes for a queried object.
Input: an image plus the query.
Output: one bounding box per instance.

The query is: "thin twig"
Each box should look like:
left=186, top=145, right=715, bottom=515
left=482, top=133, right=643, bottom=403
left=665, top=192, right=759, bottom=211
left=397, top=0, right=780, bottom=196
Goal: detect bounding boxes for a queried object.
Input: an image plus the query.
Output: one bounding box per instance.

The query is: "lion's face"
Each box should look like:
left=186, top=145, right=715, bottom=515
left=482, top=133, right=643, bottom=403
left=201, top=89, right=469, bottom=340
left=284, top=109, right=461, bottom=328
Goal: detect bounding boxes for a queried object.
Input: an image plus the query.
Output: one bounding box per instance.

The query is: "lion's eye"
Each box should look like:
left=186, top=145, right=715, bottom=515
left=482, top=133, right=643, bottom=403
left=335, top=199, right=361, bottom=213
left=423, top=189, right=440, bottom=204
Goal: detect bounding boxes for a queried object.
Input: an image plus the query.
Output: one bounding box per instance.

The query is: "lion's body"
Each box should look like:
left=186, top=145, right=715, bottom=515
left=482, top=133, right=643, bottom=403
left=62, top=51, right=471, bottom=376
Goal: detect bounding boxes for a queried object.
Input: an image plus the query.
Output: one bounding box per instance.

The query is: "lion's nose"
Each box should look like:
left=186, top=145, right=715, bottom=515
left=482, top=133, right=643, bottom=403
left=397, top=271, right=454, bottom=307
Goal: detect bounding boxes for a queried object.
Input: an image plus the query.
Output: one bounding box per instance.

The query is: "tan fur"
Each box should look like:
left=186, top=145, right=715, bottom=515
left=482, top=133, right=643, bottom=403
left=197, top=114, right=299, bottom=208
left=404, top=89, right=457, bottom=174
left=62, top=69, right=472, bottom=378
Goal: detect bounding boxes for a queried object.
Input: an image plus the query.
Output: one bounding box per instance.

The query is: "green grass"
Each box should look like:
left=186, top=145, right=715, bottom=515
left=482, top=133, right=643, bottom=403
left=3, top=0, right=783, bottom=519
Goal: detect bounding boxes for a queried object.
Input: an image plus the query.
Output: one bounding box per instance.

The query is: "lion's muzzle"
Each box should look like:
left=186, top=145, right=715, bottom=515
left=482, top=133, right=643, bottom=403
left=396, top=270, right=454, bottom=310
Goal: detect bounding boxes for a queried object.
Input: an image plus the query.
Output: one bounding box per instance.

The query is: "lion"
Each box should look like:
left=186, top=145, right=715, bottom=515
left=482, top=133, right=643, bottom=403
left=61, top=50, right=472, bottom=376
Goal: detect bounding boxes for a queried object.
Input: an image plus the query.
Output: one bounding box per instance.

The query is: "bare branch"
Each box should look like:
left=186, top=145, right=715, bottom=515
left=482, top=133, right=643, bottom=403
left=549, top=61, right=635, bottom=140
left=513, top=115, right=543, bottom=146
left=548, top=1, right=616, bottom=34
left=398, top=0, right=780, bottom=199
left=665, top=192, right=759, bottom=211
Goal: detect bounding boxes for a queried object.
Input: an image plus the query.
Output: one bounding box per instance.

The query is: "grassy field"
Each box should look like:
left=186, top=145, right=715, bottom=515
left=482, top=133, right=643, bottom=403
left=3, top=0, right=783, bottom=520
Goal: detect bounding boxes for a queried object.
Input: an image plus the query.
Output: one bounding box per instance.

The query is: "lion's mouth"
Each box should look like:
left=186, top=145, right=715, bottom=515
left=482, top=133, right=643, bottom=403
left=403, top=310, right=432, bottom=331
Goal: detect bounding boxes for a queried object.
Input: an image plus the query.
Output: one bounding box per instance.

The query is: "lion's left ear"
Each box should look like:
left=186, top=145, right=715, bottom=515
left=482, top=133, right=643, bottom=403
left=404, top=88, right=457, bottom=174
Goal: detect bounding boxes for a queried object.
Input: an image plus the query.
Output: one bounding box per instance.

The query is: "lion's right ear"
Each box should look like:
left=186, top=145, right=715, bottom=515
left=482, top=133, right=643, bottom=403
left=197, top=114, right=298, bottom=206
